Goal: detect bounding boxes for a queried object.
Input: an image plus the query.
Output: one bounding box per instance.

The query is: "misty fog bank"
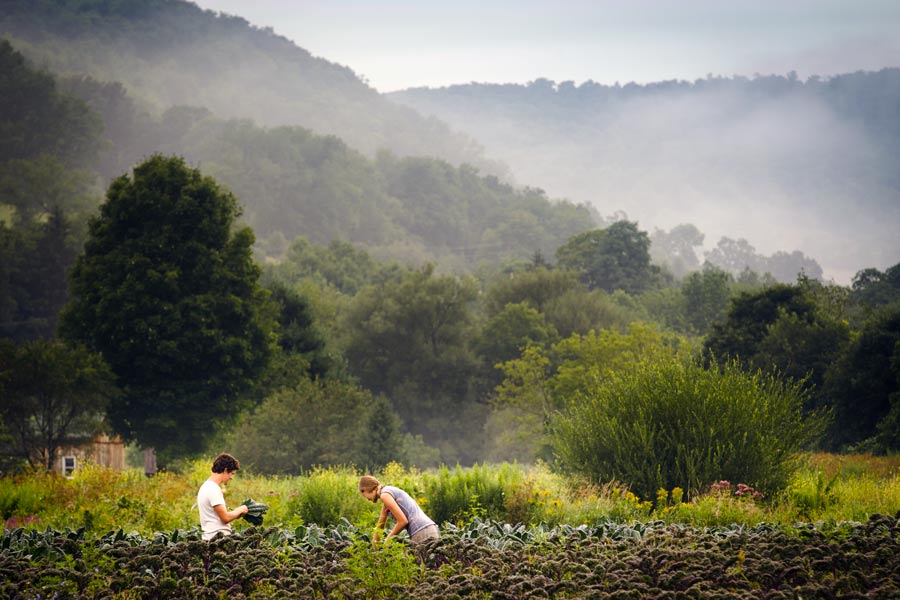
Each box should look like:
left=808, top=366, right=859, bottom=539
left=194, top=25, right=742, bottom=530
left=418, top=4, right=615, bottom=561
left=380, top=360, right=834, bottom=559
left=391, top=73, right=900, bottom=283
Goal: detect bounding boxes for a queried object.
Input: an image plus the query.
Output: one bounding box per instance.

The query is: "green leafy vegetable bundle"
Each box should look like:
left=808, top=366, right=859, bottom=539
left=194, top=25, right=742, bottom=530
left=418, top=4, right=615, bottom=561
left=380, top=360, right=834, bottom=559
left=241, top=498, right=269, bottom=526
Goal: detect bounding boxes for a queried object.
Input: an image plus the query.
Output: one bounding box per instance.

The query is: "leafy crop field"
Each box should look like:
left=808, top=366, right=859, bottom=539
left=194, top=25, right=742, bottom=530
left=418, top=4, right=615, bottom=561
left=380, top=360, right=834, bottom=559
left=3, top=516, right=899, bottom=599
left=1, top=454, right=899, bottom=598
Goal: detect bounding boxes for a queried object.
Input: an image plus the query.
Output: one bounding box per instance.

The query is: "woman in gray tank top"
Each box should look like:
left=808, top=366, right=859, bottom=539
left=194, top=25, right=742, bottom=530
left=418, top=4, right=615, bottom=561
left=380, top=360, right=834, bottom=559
left=358, top=475, right=439, bottom=544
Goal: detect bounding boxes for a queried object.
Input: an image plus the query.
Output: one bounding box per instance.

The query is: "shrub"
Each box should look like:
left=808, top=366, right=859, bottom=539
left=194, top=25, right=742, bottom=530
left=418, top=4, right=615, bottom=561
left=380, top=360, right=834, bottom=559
left=345, top=537, right=422, bottom=596
left=421, top=463, right=517, bottom=525
left=287, top=466, right=369, bottom=526
left=551, top=357, right=823, bottom=500
left=0, top=475, right=45, bottom=520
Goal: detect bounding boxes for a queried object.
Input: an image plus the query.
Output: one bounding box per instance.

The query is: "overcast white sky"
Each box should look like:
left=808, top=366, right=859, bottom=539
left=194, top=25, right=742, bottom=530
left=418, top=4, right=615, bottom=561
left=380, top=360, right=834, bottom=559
left=192, top=0, right=900, bottom=92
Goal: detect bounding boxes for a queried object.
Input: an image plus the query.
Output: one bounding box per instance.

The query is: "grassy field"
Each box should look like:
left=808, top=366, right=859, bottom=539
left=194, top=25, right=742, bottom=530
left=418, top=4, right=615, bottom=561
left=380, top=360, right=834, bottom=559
left=2, top=453, right=898, bottom=535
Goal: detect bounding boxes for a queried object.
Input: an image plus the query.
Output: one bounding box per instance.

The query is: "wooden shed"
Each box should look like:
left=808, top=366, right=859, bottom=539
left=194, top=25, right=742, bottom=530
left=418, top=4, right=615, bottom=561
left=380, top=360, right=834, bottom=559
left=56, top=433, right=125, bottom=476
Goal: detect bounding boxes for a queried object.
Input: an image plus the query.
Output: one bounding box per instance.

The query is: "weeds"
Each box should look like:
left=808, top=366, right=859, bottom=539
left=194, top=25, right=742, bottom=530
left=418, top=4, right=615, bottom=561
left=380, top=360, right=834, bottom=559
left=2, top=454, right=899, bottom=534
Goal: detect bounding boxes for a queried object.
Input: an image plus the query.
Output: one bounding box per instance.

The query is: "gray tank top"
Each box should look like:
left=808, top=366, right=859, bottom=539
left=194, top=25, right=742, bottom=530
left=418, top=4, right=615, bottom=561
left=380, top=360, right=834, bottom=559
left=380, top=485, right=435, bottom=536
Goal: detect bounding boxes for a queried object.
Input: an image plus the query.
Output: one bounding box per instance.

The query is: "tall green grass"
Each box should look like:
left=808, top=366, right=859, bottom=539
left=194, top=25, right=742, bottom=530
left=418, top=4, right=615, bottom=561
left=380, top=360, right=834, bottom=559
left=1, top=454, right=897, bottom=535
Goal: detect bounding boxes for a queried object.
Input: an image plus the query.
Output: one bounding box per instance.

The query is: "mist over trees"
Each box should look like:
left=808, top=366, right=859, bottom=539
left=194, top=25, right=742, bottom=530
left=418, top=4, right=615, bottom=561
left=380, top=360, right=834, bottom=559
left=390, top=72, right=900, bottom=283
left=2, top=0, right=899, bottom=482
left=0, top=0, right=506, bottom=177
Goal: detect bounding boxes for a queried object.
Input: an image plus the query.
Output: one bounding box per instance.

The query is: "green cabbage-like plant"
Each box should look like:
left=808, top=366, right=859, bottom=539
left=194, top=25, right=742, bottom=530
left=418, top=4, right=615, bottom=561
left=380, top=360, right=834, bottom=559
left=241, top=498, right=269, bottom=526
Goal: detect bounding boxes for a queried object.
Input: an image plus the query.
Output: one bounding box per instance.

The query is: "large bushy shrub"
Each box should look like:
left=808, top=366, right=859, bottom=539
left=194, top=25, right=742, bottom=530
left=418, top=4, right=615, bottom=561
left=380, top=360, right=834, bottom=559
left=551, top=357, right=824, bottom=500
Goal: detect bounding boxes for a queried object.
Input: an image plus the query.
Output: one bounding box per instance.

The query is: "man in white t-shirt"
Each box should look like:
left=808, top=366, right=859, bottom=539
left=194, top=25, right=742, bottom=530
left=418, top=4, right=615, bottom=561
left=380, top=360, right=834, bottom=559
left=197, top=453, right=248, bottom=541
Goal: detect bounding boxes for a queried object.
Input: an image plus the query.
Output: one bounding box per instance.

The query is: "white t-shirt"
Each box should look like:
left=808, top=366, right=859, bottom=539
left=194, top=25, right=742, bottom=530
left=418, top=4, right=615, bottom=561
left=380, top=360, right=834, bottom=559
left=197, top=479, right=231, bottom=540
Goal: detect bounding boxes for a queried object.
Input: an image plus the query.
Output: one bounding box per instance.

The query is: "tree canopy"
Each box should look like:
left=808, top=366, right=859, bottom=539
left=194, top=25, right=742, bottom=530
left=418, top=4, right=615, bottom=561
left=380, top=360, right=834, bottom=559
left=60, top=155, right=273, bottom=461
left=556, top=221, right=659, bottom=294
left=0, top=339, right=116, bottom=471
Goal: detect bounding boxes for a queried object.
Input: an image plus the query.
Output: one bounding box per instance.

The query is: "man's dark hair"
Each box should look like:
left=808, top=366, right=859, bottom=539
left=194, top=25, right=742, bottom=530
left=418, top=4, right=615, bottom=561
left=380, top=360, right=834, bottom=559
left=211, top=453, right=240, bottom=473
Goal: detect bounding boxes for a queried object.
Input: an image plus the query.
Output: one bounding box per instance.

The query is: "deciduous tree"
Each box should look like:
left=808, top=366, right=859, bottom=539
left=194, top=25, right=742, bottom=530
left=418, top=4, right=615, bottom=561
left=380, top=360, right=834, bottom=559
left=343, top=265, right=483, bottom=463
left=60, top=155, right=273, bottom=461
left=556, top=221, right=658, bottom=294
left=682, top=264, right=732, bottom=335
left=825, top=304, right=900, bottom=451
left=0, top=339, right=116, bottom=471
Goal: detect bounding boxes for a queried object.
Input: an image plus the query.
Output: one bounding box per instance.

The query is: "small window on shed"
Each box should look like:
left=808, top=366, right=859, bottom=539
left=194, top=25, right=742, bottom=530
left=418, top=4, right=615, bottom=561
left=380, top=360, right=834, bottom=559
left=63, top=456, right=77, bottom=478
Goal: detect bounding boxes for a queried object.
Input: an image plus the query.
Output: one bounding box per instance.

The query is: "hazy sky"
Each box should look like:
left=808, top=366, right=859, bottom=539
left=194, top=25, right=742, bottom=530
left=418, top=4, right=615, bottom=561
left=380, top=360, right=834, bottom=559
left=192, top=0, right=900, bottom=92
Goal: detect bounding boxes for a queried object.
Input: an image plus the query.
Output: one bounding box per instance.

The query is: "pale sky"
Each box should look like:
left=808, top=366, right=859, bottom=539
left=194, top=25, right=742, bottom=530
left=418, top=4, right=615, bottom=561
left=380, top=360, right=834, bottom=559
left=192, top=0, right=900, bottom=92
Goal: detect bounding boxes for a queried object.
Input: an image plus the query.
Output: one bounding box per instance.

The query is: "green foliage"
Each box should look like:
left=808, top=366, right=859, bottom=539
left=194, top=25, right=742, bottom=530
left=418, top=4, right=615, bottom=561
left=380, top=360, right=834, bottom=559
left=226, top=378, right=403, bottom=475
left=2, top=30, right=600, bottom=274
left=0, top=40, right=104, bottom=342
left=701, top=281, right=855, bottom=424
left=787, top=470, right=838, bottom=520
left=755, top=309, right=850, bottom=414
left=287, top=467, right=372, bottom=527
left=184, top=116, right=595, bottom=274
left=278, top=237, right=409, bottom=296
left=480, top=265, right=641, bottom=340
left=556, top=221, right=660, bottom=294
left=492, top=323, right=684, bottom=463
left=4, top=514, right=900, bottom=599
left=59, top=155, right=273, bottom=462
left=706, top=238, right=824, bottom=283
left=263, top=280, right=331, bottom=382
left=343, top=265, right=484, bottom=464
left=0, top=339, right=116, bottom=470
left=0, top=39, right=102, bottom=167
left=825, top=303, right=900, bottom=451
left=422, top=464, right=516, bottom=525
left=849, top=263, right=900, bottom=317
left=474, top=302, right=556, bottom=385
left=0, top=0, right=504, bottom=175
left=2, top=456, right=899, bottom=536
left=0, top=156, right=99, bottom=227
left=703, top=283, right=816, bottom=364
left=551, top=357, right=823, bottom=500
left=0, top=476, right=45, bottom=519
left=397, top=434, right=442, bottom=470
left=650, top=223, right=704, bottom=278
left=0, top=207, right=85, bottom=341
left=345, top=537, right=422, bottom=596
left=681, top=263, right=732, bottom=334
left=482, top=266, right=580, bottom=316
left=549, top=322, right=686, bottom=401
left=636, top=287, right=690, bottom=334
left=543, top=288, right=642, bottom=338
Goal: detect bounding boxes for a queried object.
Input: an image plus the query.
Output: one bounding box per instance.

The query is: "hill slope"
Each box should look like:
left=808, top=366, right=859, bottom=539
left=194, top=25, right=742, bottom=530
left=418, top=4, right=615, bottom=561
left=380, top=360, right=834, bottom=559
left=0, top=39, right=595, bottom=272
left=0, top=0, right=504, bottom=176
left=390, top=73, right=900, bottom=282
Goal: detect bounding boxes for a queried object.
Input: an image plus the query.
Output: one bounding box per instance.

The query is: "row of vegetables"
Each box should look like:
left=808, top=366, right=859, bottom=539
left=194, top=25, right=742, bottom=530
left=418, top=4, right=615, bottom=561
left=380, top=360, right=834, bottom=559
left=3, top=514, right=899, bottom=598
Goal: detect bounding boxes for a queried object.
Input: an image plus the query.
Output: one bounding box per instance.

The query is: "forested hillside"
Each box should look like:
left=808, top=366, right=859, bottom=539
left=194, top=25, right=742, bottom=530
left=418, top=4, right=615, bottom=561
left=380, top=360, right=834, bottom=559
left=0, top=38, right=593, bottom=272
left=0, top=0, right=504, bottom=176
left=390, top=72, right=900, bottom=283
left=0, top=0, right=836, bottom=282
left=3, top=0, right=899, bottom=476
